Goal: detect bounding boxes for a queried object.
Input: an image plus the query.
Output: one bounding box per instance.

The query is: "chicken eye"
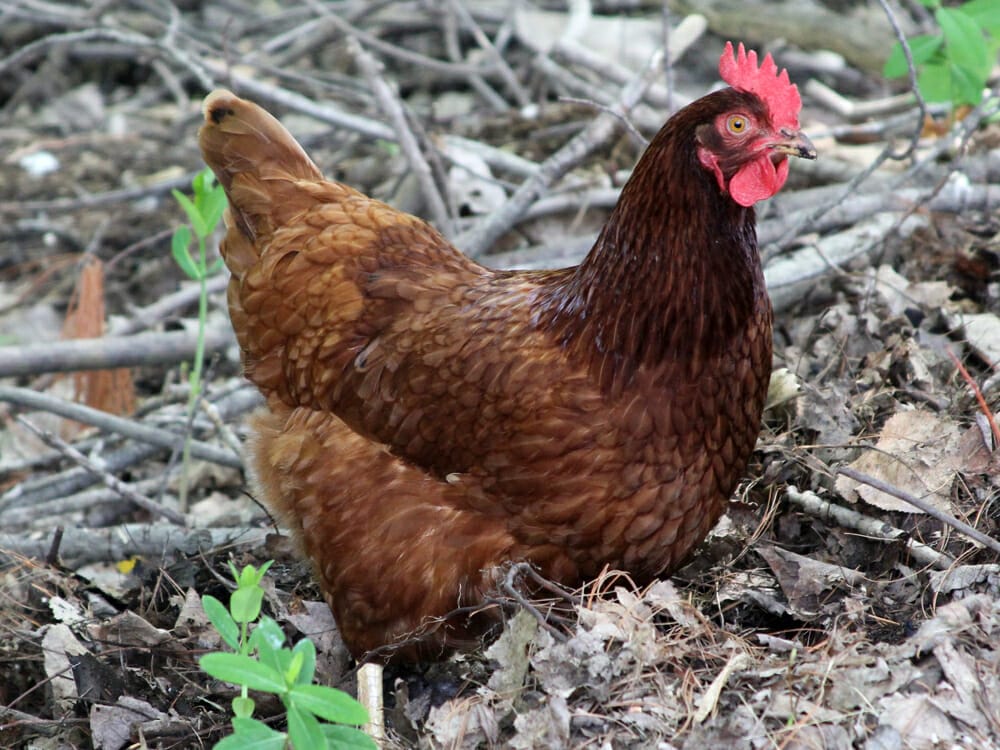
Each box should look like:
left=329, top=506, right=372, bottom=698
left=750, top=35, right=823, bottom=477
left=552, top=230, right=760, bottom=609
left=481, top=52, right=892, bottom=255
left=726, top=115, right=748, bottom=134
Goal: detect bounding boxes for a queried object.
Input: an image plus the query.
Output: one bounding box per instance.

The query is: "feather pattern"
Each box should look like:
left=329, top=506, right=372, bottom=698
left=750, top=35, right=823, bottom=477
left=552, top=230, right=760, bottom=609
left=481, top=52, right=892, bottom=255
left=199, top=43, right=812, bottom=660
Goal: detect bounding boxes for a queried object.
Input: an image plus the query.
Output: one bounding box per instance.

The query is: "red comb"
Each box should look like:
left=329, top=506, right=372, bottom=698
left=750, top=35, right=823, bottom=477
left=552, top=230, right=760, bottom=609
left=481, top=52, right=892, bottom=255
left=719, top=41, right=801, bottom=129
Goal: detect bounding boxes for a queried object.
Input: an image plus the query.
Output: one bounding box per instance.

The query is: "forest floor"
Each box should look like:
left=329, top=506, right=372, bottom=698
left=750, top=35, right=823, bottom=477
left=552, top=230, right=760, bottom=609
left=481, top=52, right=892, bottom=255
left=1, top=1, right=999, bottom=749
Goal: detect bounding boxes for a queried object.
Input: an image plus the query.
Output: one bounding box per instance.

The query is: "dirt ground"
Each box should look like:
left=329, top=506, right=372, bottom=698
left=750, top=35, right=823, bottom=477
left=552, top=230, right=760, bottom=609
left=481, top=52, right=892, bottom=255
left=1, top=1, right=999, bottom=749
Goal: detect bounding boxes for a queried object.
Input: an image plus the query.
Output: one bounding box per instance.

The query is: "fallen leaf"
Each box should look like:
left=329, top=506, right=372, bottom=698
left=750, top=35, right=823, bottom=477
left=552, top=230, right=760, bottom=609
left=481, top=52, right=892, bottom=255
left=835, top=409, right=964, bottom=513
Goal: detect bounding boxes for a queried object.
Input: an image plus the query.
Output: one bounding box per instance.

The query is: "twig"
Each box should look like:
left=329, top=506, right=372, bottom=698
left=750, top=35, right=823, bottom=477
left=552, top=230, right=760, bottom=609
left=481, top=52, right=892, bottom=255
left=499, top=564, right=569, bottom=643
left=873, top=0, right=928, bottom=161
left=553, top=38, right=671, bottom=110
left=458, top=12, right=705, bottom=257
left=203, top=63, right=540, bottom=179
left=785, top=486, right=953, bottom=570
left=110, top=275, right=230, bottom=336
left=0, top=324, right=235, bottom=378
left=0, top=386, right=260, bottom=513
left=835, top=468, right=1000, bottom=555
left=445, top=0, right=530, bottom=108
left=0, top=523, right=267, bottom=569
left=946, top=348, right=1000, bottom=449
left=45, top=527, right=64, bottom=567
left=458, top=48, right=666, bottom=257
left=440, top=3, right=509, bottom=112
left=0, top=170, right=194, bottom=214
left=0, top=26, right=212, bottom=89
left=0, top=386, right=242, bottom=469
left=304, top=7, right=496, bottom=79
left=0, top=441, right=164, bottom=514
left=510, top=561, right=581, bottom=606
left=348, top=36, right=454, bottom=236
left=15, top=416, right=187, bottom=525
left=1, top=474, right=182, bottom=530
left=535, top=53, right=616, bottom=107
left=764, top=0, right=939, bottom=259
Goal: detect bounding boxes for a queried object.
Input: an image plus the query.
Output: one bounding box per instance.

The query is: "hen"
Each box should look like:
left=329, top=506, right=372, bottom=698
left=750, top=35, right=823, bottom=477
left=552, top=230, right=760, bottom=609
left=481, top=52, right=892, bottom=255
left=200, top=42, right=814, bottom=661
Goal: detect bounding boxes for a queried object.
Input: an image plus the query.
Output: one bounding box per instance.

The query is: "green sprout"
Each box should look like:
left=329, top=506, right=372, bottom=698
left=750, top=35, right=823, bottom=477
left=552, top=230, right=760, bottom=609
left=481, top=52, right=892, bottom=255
left=200, top=562, right=376, bottom=749
left=171, top=167, right=226, bottom=510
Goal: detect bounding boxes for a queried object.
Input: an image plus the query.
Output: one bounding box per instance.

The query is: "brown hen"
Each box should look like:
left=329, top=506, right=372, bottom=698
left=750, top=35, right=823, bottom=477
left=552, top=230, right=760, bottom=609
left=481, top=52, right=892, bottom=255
left=200, top=42, right=815, bottom=661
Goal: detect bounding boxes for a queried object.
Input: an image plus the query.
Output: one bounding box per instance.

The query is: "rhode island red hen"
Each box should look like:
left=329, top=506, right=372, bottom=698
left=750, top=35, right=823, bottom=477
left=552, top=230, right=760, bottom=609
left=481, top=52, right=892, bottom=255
left=200, top=42, right=815, bottom=660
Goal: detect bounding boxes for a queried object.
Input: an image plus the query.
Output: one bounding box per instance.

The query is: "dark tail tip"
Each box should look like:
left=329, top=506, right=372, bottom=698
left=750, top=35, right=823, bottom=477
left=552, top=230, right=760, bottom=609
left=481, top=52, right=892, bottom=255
left=203, top=89, right=239, bottom=126
left=208, top=104, right=233, bottom=125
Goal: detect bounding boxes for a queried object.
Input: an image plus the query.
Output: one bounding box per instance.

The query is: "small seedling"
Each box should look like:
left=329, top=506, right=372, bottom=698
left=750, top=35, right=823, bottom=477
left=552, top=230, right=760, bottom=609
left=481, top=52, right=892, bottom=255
left=200, top=561, right=376, bottom=749
left=171, top=167, right=227, bottom=509
left=884, top=0, right=1000, bottom=107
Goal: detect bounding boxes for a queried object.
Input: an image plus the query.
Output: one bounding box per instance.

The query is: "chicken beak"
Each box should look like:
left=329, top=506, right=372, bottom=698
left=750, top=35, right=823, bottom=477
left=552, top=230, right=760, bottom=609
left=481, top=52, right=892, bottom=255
left=772, top=129, right=817, bottom=160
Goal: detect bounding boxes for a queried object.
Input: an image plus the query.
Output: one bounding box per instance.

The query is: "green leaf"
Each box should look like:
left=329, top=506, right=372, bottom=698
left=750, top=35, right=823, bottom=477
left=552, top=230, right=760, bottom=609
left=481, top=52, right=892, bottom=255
left=286, top=650, right=305, bottom=686
left=949, top=61, right=985, bottom=105
left=192, top=169, right=207, bottom=198
left=236, top=561, right=272, bottom=588
left=253, top=617, right=286, bottom=651
left=171, top=227, right=199, bottom=280
left=200, top=653, right=286, bottom=694
left=937, top=8, right=991, bottom=77
left=232, top=695, right=256, bottom=719
left=172, top=189, right=208, bottom=239
left=290, top=639, right=316, bottom=686
left=202, top=184, right=228, bottom=235
left=287, top=684, right=369, bottom=726
left=286, top=704, right=324, bottom=750
left=214, top=718, right=287, bottom=750
left=963, top=0, right=1000, bottom=34
left=214, top=733, right=286, bottom=750
left=917, top=62, right=954, bottom=103
left=230, top=584, right=264, bottom=625
left=250, top=618, right=286, bottom=675
left=202, top=595, right=240, bottom=651
left=209, top=257, right=225, bottom=274
left=320, top=726, right=378, bottom=750
left=235, top=563, right=256, bottom=587
left=883, top=34, right=943, bottom=78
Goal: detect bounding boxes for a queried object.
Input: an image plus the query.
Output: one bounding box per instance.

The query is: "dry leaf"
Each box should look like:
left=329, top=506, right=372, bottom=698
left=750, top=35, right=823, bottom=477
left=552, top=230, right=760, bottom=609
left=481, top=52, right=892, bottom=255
left=835, top=409, right=964, bottom=513
left=61, top=256, right=135, bottom=432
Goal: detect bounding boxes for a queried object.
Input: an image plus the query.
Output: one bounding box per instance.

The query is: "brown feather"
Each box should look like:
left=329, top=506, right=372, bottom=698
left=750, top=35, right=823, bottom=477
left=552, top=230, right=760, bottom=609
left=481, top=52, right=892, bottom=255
left=198, top=82, right=804, bottom=660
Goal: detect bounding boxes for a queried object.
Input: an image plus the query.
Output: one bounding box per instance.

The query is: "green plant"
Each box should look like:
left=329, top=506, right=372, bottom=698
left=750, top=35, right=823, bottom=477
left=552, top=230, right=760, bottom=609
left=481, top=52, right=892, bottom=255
left=171, top=167, right=226, bottom=509
left=200, top=561, right=376, bottom=750
left=884, top=0, right=1000, bottom=107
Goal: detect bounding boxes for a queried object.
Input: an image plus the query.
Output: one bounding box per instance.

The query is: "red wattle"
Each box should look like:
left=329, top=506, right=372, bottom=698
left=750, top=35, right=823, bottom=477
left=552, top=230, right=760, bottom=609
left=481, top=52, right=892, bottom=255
left=729, top=157, right=789, bottom=207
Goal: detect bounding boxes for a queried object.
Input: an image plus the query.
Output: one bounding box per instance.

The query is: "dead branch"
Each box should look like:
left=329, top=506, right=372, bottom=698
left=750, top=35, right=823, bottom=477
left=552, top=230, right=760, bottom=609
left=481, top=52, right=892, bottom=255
left=0, top=386, right=243, bottom=469
left=0, top=325, right=235, bottom=378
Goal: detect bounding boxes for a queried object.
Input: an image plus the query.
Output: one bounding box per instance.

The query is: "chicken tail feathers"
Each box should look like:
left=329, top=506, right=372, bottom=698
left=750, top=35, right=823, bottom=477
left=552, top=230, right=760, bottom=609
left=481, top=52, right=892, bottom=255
left=199, top=90, right=323, bottom=257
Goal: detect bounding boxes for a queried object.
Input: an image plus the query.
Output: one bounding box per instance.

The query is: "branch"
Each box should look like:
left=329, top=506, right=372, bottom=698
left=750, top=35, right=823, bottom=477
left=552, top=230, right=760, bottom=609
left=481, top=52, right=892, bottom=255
left=0, top=523, right=267, bottom=569
left=0, top=386, right=242, bottom=469
left=0, top=324, right=235, bottom=378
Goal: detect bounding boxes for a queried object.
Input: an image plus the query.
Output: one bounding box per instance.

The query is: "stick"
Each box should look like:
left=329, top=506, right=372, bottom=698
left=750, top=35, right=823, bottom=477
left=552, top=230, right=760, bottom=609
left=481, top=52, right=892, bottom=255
left=0, top=325, right=235, bottom=378
left=15, top=416, right=187, bottom=526
left=835, top=469, right=1000, bottom=555
left=785, top=486, right=953, bottom=570
left=348, top=36, right=454, bottom=237
left=0, top=524, right=267, bottom=568
left=458, top=13, right=705, bottom=257
left=0, top=386, right=242, bottom=469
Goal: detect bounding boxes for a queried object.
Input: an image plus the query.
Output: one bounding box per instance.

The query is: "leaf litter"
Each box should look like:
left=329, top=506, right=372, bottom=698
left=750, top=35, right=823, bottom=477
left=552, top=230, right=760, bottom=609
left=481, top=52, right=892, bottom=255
left=1, top=1, right=1000, bottom=749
